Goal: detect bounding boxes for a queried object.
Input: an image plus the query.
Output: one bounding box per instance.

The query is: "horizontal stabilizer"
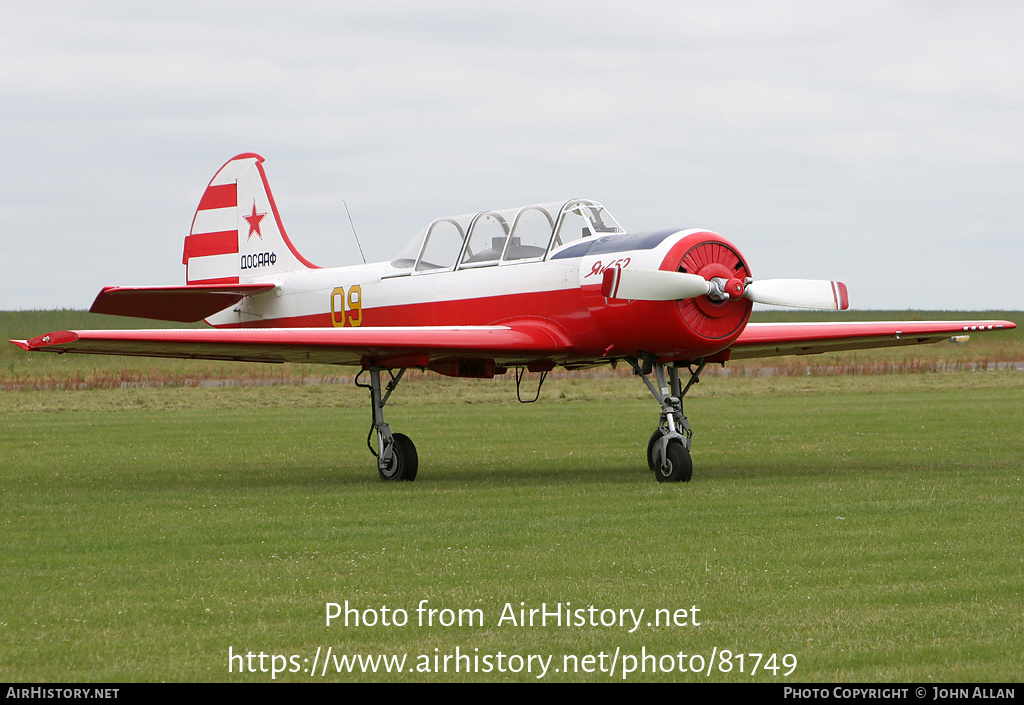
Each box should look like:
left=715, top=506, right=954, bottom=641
left=89, top=284, right=276, bottom=322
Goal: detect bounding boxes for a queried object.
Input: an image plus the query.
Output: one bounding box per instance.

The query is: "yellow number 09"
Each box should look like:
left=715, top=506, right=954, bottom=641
left=330, top=285, right=363, bottom=327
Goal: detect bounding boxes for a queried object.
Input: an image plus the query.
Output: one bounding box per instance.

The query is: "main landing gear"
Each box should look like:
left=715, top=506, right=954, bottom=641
left=355, top=359, right=705, bottom=484
left=628, top=355, right=707, bottom=483
left=355, top=367, right=418, bottom=481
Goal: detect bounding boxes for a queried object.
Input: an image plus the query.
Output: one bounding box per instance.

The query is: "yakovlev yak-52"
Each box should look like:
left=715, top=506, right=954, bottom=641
left=13, top=154, right=1015, bottom=482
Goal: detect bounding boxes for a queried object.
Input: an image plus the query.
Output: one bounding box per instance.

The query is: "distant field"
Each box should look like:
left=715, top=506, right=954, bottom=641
left=4, top=309, right=1022, bottom=388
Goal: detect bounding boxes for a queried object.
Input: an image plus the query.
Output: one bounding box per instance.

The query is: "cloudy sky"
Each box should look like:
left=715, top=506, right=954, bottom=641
left=2, top=1, right=1022, bottom=311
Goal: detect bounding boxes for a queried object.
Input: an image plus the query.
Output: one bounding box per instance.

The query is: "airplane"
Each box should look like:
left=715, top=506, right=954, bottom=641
left=12, top=153, right=1016, bottom=483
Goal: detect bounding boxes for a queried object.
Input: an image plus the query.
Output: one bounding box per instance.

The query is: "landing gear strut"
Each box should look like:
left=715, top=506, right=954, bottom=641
left=355, top=367, right=418, bottom=481
left=629, top=355, right=706, bottom=483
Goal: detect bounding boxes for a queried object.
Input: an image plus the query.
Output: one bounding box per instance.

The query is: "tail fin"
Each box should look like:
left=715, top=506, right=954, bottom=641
left=182, top=154, right=318, bottom=284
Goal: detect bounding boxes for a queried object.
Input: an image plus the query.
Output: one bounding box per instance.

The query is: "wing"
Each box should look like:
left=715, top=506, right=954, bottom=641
left=10, top=321, right=576, bottom=369
left=12, top=319, right=1015, bottom=367
left=728, top=320, right=1015, bottom=359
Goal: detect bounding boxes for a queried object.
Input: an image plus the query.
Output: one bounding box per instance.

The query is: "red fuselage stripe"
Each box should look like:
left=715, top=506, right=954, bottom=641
left=221, top=289, right=581, bottom=330
left=215, top=284, right=738, bottom=362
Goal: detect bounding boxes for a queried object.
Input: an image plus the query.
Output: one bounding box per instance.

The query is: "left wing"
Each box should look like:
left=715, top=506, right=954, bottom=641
left=727, top=320, right=1015, bottom=359
left=10, top=321, right=576, bottom=368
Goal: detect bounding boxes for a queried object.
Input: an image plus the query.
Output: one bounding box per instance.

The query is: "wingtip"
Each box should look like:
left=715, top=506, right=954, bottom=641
left=14, top=331, right=81, bottom=351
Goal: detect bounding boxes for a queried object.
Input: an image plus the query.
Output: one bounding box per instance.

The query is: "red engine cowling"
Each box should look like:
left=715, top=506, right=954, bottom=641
left=664, top=231, right=753, bottom=343
left=588, top=231, right=753, bottom=361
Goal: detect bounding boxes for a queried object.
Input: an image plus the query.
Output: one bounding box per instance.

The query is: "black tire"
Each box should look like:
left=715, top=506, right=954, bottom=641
left=654, top=439, right=692, bottom=483
left=646, top=430, right=663, bottom=472
left=378, top=433, right=418, bottom=481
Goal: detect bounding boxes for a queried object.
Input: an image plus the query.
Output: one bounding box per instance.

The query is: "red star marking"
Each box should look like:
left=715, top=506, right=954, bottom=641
left=244, top=201, right=267, bottom=241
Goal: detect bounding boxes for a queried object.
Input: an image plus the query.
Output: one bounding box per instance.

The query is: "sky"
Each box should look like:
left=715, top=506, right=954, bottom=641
left=2, top=0, right=1022, bottom=311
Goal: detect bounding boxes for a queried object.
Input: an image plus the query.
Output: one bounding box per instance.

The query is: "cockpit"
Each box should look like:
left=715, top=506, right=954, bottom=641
left=390, top=199, right=624, bottom=273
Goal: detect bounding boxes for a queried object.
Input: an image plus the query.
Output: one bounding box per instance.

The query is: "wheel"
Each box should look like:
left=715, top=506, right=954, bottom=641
left=646, top=430, right=662, bottom=472
left=377, top=433, right=418, bottom=481
left=653, top=438, right=692, bottom=483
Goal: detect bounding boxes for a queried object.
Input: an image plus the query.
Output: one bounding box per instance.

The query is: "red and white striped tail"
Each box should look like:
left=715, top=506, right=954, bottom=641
left=182, top=154, right=317, bottom=284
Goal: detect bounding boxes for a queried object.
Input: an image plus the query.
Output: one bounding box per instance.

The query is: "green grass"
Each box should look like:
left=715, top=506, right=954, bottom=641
left=2, top=371, right=1022, bottom=682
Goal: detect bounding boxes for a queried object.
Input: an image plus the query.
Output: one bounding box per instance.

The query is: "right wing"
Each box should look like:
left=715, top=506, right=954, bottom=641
left=11, top=321, right=576, bottom=369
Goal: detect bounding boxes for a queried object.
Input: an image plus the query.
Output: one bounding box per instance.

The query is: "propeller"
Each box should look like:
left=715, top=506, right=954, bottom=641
left=742, top=278, right=849, bottom=310
left=601, top=267, right=849, bottom=310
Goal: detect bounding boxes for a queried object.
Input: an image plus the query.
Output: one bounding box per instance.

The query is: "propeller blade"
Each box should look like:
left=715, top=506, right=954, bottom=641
left=742, top=279, right=849, bottom=310
left=602, top=268, right=711, bottom=301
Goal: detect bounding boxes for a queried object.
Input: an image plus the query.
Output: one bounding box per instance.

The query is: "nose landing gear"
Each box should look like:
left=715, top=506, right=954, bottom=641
left=629, top=355, right=706, bottom=483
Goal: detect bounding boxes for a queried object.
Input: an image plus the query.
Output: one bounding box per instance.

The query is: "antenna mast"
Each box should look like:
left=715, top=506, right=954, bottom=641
left=343, top=200, right=367, bottom=265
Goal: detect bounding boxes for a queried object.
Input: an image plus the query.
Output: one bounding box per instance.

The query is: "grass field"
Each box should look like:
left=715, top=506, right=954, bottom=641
left=2, top=311, right=1022, bottom=682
